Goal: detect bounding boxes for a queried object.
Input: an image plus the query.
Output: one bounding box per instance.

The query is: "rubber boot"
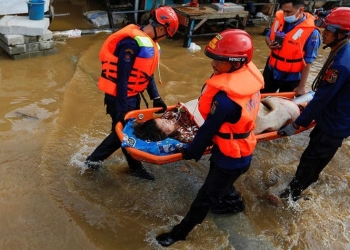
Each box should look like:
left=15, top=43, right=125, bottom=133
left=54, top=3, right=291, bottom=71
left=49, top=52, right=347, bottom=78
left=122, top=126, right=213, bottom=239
left=130, top=164, right=155, bottom=180
left=156, top=232, right=185, bottom=247
left=85, top=156, right=103, bottom=170
left=124, top=148, right=155, bottom=180
left=279, top=178, right=302, bottom=201
left=211, top=192, right=245, bottom=214
left=156, top=226, right=187, bottom=247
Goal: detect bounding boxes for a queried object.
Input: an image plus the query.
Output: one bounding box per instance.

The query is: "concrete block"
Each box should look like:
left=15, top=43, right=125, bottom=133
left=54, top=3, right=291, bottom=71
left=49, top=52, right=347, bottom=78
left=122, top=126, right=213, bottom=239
left=11, top=50, right=44, bottom=59
left=0, top=16, right=49, bottom=36
left=0, top=16, right=12, bottom=34
left=43, top=47, right=59, bottom=56
left=0, top=33, right=40, bottom=45
left=39, top=40, right=54, bottom=50
left=0, top=39, right=25, bottom=54
left=38, top=30, right=53, bottom=41
left=25, top=36, right=38, bottom=43
left=11, top=47, right=59, bottom=60
left=25, top=42, right=40, bottom=52
left=0, top=33, right=25, bottom=45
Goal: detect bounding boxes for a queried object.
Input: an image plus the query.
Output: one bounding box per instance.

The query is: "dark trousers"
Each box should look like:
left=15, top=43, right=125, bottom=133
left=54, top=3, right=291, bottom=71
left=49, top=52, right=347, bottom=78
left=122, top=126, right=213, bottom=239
left=288, top=126, right=343, bottom=196
left=171, top=160, right=250, bottom=239
left=261, top=59, right=300, bottom=93
left=89, top=97, right=142, bottom=169
left=260, top=78, right=300, bottom=93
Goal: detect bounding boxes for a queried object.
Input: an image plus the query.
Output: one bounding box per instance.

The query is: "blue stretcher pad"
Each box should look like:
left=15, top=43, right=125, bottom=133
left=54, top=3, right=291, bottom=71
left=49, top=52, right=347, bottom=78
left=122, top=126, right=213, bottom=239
left=121, top=119, right=188, bottom=156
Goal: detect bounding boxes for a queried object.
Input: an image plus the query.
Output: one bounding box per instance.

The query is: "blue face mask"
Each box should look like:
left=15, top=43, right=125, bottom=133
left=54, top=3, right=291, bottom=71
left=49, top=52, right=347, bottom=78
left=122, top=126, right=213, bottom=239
left=284, top=9, right=300, bottom=23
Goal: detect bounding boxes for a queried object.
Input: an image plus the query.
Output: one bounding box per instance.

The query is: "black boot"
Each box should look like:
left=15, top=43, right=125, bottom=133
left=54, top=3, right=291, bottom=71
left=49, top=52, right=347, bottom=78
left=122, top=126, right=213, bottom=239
left=280, top=177, right=303, bottom=201
left=85, top=156, right=102, bottom=171
left=156, top=232, right=186, bottom=247
left=279, top=186, right=301, bottom=202
left=211, top=192, right=245, bottom=214
left=130, top=165, right=154, bottom=180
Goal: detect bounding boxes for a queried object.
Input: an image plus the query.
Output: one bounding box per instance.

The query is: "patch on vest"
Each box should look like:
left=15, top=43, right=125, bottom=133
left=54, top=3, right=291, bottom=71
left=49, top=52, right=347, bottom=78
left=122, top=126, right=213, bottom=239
left=210, top=100, right=218, bottom=114
left=123, top=49, right=134, bottom=62
left=125, top=48, right=134, bottom=54
left=323, top=69, right=339, bottom=84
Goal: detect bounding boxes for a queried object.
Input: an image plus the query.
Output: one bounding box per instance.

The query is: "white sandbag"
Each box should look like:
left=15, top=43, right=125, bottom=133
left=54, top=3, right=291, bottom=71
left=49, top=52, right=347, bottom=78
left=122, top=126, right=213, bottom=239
left=188, top=42, right=201, bottom=53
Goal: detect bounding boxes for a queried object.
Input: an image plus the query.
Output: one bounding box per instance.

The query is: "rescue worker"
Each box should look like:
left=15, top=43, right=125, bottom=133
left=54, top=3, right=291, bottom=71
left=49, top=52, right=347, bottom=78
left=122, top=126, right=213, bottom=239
left=261, top=0, right=321, bottom=95
left=275, top=7, right=350, bottom=202
left=85, top=6, right=179, bottom=180
left=156, top=29, right=264, bottom=247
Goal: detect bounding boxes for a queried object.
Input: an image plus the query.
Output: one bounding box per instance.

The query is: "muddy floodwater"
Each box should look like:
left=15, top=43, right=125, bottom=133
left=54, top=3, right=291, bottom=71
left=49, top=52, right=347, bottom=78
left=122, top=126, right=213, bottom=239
left=0, top=1, right=349, bottom=249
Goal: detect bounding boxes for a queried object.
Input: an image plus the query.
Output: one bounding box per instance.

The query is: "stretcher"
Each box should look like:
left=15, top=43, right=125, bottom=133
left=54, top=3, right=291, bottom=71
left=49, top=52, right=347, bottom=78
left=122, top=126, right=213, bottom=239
left=116, top=92, right=316, bottom=165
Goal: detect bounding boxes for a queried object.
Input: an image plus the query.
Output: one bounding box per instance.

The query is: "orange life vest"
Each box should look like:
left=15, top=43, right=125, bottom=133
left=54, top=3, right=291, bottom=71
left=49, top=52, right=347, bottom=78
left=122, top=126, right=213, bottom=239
left=98, top=24, right=160, bottom=97
left=198, top=62, right=264, bottom=157
left=268, top=11, right=316, bottom=73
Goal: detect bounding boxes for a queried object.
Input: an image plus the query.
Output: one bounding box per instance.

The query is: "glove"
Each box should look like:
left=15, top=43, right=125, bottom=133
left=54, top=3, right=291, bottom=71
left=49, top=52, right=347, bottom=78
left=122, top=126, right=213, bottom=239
left=179, top=148, right=192, bottom=160
left=153, top=97, right=167, bottom=114
left=277, top=123, right=299, bottom=136
left=116, top=112, right=126, bottom=126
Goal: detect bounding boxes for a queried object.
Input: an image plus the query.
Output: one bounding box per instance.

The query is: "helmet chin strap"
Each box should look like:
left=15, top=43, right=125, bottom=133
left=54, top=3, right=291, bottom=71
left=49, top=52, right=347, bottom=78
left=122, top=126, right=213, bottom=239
left=152, top=26, right=160, bottom=40
left=228, top=62, right=244, bottom=73
left=323, top=31, right=348, bottom=49
left=152, top=26, right=167, bottom=41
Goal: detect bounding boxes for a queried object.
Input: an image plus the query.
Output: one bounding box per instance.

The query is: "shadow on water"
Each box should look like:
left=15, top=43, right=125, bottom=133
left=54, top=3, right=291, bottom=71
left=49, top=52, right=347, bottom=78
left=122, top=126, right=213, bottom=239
left=0, top=0, right=350, bottom=249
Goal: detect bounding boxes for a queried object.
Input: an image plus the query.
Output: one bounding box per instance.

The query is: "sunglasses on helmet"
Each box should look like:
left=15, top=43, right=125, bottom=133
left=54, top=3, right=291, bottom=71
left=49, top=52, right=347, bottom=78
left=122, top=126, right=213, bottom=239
left=314, top=17, right=344, bottom=33
left=149, top=19, right=172, bottom=38
left=149, top=19, right=161, bottom=27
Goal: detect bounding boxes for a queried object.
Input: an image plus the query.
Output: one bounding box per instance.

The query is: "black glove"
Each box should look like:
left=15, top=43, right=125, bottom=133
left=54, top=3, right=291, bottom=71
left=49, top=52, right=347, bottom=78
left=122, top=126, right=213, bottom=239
left=277, top=123, right=299, bottom=136
left=116, top=112, right=126, bottom=126
left=153, top=97, right=167, bottom=114
left=179, top=148, right=192, bottom=160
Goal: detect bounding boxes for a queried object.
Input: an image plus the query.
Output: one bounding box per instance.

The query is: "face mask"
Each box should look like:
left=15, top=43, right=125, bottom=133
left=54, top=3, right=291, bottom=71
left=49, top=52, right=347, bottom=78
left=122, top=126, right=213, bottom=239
left=284, top=9, right=300, bottom=23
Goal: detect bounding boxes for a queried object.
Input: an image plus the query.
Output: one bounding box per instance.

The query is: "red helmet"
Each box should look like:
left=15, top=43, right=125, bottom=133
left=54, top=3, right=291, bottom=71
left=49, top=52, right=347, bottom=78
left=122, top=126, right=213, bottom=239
left=315, top=7, right=350, bottom=36
left=151, top=6, right=179, bottom=37
left=205, top=29, right=253, bottom=64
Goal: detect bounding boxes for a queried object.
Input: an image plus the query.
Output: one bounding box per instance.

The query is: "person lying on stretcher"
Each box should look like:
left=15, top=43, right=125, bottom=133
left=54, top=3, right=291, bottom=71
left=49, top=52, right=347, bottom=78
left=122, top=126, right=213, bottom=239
left=132, top=96, right=305, bottom=142
left=133, top=99, right=201, bottom=143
